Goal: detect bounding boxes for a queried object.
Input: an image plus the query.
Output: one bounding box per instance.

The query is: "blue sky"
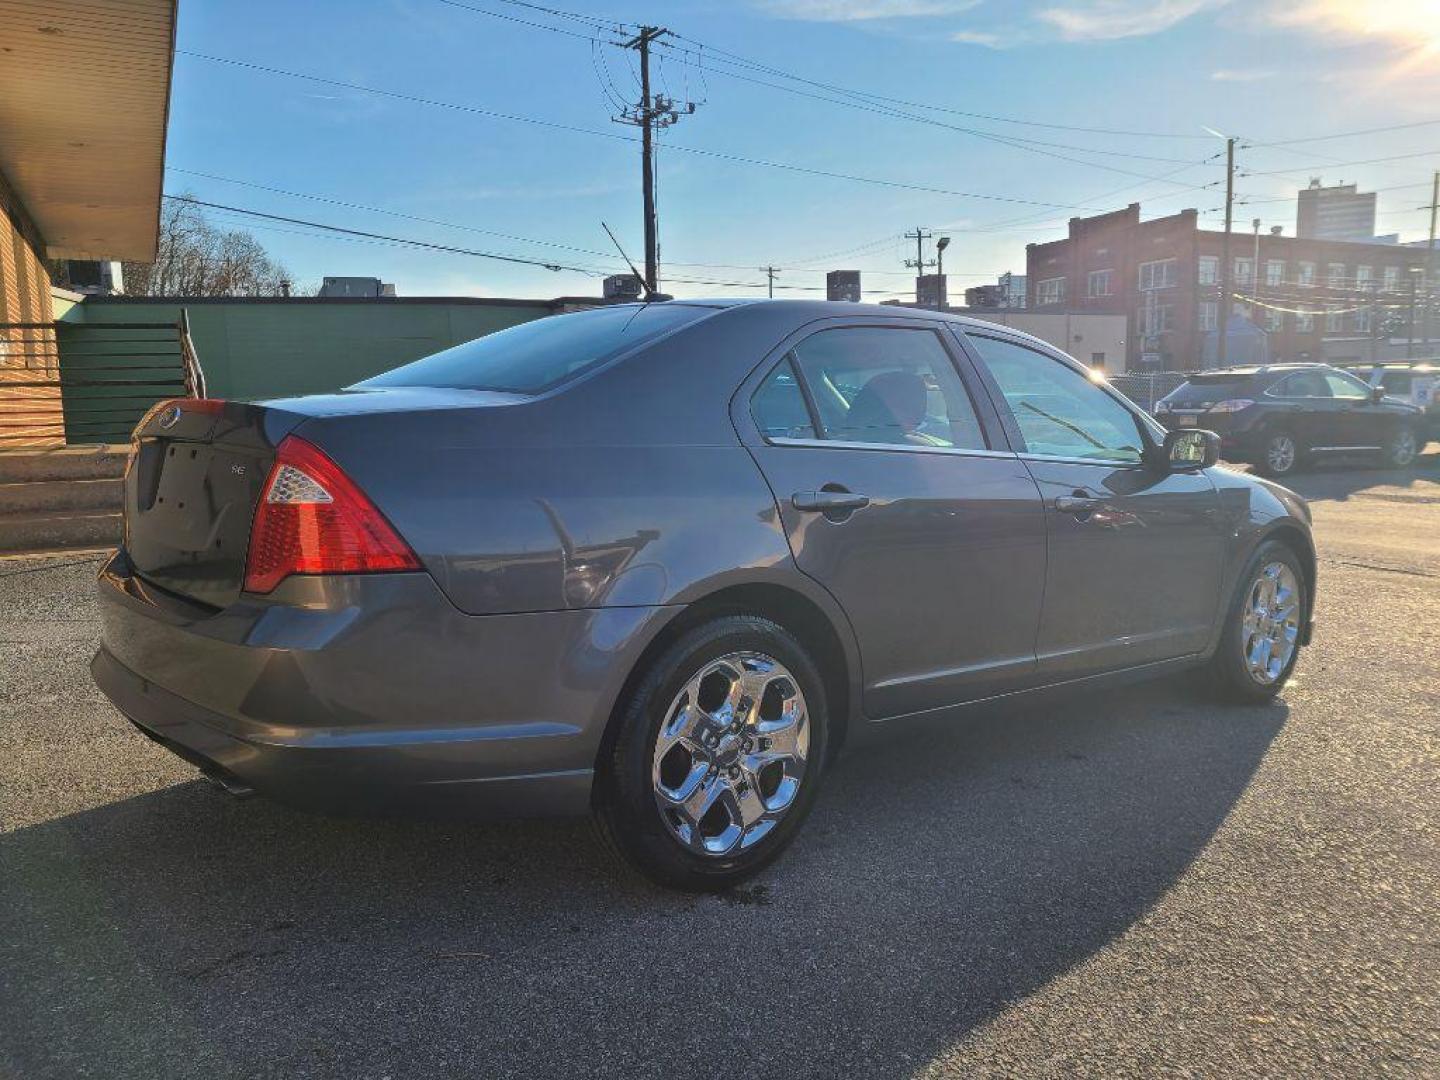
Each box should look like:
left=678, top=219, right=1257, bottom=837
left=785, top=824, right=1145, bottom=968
left=166, top=0, right=1440, bottom=300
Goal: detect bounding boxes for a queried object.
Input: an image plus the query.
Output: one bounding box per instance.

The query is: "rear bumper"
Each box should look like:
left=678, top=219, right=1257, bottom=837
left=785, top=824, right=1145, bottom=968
left=91, top=552, right=674, bottom=818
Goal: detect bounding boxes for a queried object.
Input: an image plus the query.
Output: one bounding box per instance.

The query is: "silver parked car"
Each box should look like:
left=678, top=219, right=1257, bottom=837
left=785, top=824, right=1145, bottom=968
left=92, top=300, right=1316, bottom=889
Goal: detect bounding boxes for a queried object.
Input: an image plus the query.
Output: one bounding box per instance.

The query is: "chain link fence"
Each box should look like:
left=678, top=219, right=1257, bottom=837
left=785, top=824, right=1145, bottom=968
left=1107, top=372, right=1190, bottom=413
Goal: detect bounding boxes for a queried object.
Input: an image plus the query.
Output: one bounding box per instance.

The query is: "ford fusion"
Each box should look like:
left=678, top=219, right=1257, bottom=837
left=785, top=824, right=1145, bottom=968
left=93, top=300, right=1316, bottom=890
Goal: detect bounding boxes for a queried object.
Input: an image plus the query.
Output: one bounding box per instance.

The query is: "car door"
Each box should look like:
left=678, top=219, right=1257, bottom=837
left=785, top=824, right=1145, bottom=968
left=1265, top=369, right=1339, bottom=450
left=737, top=319, right=1048, bottom=719
left=1321, top=368, right=1386, bottom=449
left=960, top=331, right=1225, bottom=679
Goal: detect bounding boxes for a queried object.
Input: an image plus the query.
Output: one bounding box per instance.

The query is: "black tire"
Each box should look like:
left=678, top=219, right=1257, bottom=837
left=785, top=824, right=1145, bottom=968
left=1383, top=423, right=1420, bottom=469
left=1255, top=428, right=1302, bottom=478
left=1201, top=540, right=1307, bottom=703
left=594, top=615, right=830, bottom=891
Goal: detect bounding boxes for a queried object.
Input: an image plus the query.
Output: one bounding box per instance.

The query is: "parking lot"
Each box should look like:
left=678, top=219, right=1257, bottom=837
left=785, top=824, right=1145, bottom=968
left=2, top=455, right=1437, bottom=1079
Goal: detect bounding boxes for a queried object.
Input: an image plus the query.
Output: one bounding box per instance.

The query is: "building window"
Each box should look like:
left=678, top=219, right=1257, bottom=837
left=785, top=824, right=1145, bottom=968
left=1354, top=307, right=1372, bottom=334
left=1295, top=310, right=1314, bottom=332
left=1037, top=277, right=1066, bottom=306
left=1265, top=259, right=1285, bottom=287
left=1198, top=301, right=1218, bottom=331
left=1356, top=265, right=1373, bottom=289
left=1087, top=269, right=1114, bottom=298
left=1328, top=262, right=1347, bottom=287
left=1383, top=265, right=1400, bottom=292
left=1138, top=258, right=1177, bottom=291
left=1265, top=308, right=1284, bottom=332
left=1137, top=303, right=1174, bottom=335
left=1198, top=256, right=1218, bottom=286
left=1297, top=261, right=1315, bottom=286
left=1090, top=351, right=1107, bottom=370
left=1234, top=257, right=1254, bottom=286
left=1325, top=306, right=1344, bottom=333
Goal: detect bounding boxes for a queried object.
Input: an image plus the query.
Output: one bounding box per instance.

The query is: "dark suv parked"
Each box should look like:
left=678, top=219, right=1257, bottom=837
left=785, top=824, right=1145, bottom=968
left=1154, top=363, right=1426, bottom=477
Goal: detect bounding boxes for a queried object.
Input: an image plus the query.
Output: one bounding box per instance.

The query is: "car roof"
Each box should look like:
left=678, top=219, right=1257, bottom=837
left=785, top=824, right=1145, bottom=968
left=664, top=297, right=1064, bottom=353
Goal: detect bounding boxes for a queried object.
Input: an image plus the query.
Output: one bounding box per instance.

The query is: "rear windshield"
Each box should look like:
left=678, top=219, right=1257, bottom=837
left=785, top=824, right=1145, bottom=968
left=1163, top=373, right=1253, bottom=404
left=356, top=303, right=710, bottom=395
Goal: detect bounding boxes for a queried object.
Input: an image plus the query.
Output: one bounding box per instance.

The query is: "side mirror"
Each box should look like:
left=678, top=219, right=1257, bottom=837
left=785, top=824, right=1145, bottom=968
left=1162, top=428, right=1220, bottom=471
left=1370, top=385, right=1386, bottom=404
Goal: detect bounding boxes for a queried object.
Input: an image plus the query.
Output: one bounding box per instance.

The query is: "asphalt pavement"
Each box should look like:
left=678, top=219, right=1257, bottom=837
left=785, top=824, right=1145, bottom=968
left=2, top=454, right=1436, bottom=1079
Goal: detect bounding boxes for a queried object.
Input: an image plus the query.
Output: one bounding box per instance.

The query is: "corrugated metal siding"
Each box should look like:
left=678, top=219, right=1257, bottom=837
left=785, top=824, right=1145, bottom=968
left=69, top=298, right=559, bottom=399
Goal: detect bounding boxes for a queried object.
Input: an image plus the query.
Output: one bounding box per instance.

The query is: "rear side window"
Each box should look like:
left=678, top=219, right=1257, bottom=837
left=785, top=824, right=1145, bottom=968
left=780, top=326, right=987, bottom=450
left=970, top=335, right=1143, bottom=462
left=752, top=359, right=816, bottom=440
left=1270, top=371, right=1330, bottom=398
left=357, top=304, right=709, bottom=395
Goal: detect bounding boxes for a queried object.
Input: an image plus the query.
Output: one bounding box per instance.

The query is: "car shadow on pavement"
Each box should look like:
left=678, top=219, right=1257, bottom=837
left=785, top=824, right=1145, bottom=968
left=1226, top=448, right=1439, bottom=503
left=1, top=678, right=1286, bottom=1080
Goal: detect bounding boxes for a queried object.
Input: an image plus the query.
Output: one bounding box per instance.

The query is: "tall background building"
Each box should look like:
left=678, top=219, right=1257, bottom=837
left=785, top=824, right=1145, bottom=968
left=1296, top=180, right=1378, bottom=243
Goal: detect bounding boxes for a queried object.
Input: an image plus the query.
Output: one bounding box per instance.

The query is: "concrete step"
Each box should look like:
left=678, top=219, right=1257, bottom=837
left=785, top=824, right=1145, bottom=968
left=0, top=477, right=124, bottom=514
left=0, top=510, right=121, bottom=555
left=0, top=445, right=128, bottom=483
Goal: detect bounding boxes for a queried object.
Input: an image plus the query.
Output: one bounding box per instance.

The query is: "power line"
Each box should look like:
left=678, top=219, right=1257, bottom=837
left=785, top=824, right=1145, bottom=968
left=1251, top=117, right=1440, bottom=148
left=1244, top=148, right=1440, bottom=177
left=178, top=50, right=1119, bottom=212
left=163, top=194, right=605, bottom=274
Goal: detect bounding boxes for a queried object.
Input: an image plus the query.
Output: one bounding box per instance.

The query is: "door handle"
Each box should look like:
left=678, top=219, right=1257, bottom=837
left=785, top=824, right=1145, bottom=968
left=792, top=490, right=870, bottom=513
left=1054, top=494, right=1102, bottom=514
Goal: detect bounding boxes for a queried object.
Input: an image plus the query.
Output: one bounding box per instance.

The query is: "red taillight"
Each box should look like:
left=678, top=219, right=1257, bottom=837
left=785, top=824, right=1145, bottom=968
left=243, top=435, right=421, bottom=594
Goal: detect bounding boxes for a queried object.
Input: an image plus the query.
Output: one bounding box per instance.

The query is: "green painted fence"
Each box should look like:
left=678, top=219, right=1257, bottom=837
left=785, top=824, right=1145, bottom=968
left=62, top=296, right=565, bottom=401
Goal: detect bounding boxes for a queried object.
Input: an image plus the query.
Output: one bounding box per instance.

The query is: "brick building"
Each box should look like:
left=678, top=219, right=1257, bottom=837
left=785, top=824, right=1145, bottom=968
left=1026, top=204, right=1433, bottom=372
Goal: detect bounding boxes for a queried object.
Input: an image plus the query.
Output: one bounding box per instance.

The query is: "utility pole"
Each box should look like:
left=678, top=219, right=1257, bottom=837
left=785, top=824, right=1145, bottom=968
left=762, top=265, right=779, bottom=299
left=1425, top=170, right=1438, bottom=351
left=620, top=26, right=695, bottom=294
left=1217, top=136, right=1236, bottom=368
left=904, top=226, right=934, bottom=303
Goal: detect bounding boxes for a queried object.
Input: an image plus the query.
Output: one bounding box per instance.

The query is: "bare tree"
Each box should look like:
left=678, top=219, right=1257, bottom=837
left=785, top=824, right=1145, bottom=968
left=118, top=197, right=297, bottom=298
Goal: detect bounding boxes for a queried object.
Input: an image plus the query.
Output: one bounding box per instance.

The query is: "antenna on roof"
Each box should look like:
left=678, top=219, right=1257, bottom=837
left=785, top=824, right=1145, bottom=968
left=601, top=222, right=662, bottom=302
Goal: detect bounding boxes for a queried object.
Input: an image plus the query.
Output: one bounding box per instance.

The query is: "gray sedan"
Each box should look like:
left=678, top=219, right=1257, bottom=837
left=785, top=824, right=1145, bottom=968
left=92, top=300, right=1315, bottom=890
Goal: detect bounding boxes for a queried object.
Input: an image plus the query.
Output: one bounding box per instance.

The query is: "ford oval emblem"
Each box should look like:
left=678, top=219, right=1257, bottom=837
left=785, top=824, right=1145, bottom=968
left=158, top=405, right=182, bottom=430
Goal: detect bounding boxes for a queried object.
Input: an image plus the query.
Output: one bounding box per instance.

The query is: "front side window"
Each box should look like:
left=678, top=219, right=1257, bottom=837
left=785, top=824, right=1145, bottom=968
left=1323, top=370, right=1371, bottom=400
left=358, top=303, right=709, bottom=394
left=783, top=327, right=986, bottom=450
left=970, top=336, right=1144, bottom=463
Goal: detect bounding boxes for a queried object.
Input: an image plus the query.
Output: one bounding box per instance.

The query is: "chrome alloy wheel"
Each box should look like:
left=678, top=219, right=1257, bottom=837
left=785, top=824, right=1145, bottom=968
left=1390, top=426, right=1418, bottom=466
left=651, top=651, right=809, bottom=857
left=1242, top=561, right=1301, bottom=685
left=1266, top=434, right=1297, bottom=474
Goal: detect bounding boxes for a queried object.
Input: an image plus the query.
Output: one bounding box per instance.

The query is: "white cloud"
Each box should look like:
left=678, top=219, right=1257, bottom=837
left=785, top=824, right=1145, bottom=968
left=1036, top=0, right=1228, bottom=41
left=1210, top=68, right=1274, bottom=81
left=950, top=28, right=1003, bottom=46
left=754, top=0, right=980, bottom=21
